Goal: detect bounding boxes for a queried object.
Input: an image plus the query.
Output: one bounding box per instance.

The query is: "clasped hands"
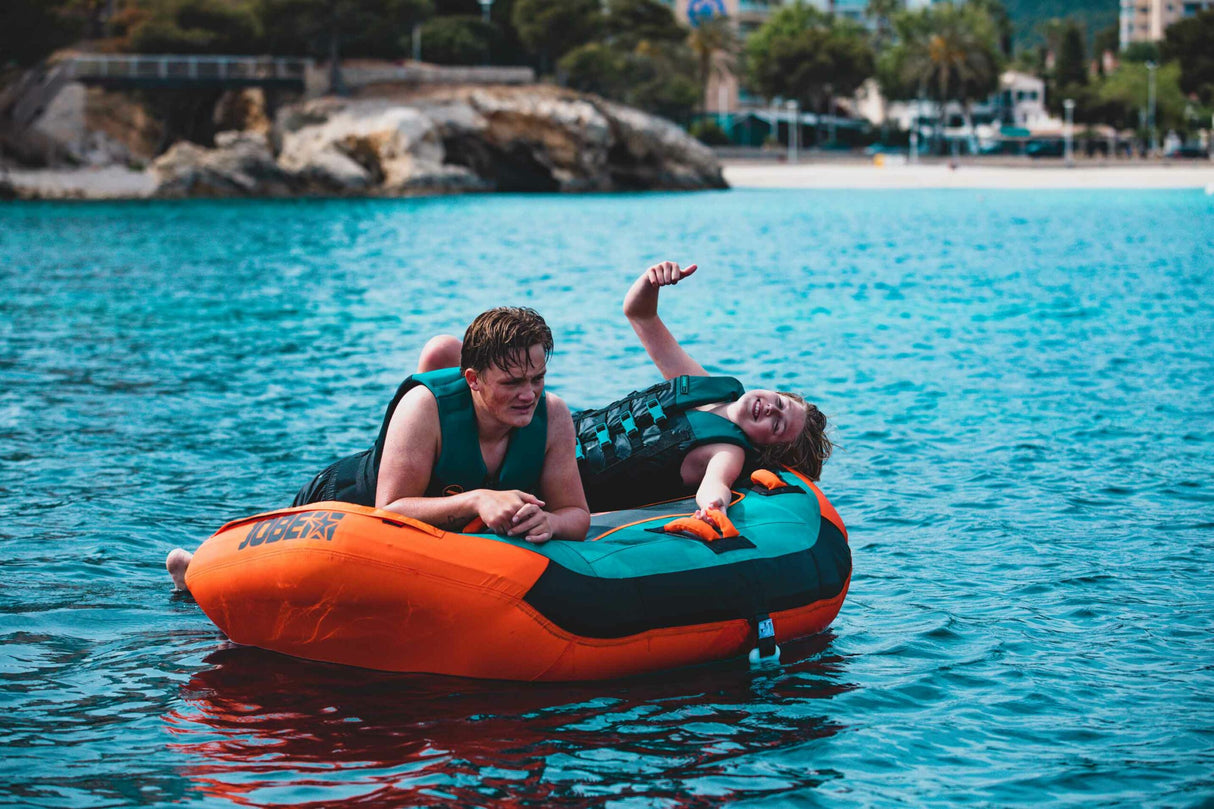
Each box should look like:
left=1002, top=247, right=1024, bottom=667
left=477, top=489, right=553, bottom=543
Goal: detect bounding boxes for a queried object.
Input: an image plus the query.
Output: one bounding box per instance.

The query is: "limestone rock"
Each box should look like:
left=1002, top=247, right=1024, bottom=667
left=12, top=82, right=135, bottom=167
left=457, top=88, right=613, bottom=192
left=214, top=88, right=271, bottom=136
left=276, top=97, right=485, bottom=194
left=600, top=100, right=726, bottom=190
left=151, top=131, right=295, bottom=197
left=2, top=69, right=726, bottom=197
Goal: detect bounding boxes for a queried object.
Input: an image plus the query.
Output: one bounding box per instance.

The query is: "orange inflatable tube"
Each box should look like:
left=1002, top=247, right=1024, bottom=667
left=186, top=468, right=850, bottom=681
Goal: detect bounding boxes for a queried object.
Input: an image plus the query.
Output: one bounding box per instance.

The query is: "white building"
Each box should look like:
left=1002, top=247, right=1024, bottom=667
left=877, top=71, right=1054, bottom=135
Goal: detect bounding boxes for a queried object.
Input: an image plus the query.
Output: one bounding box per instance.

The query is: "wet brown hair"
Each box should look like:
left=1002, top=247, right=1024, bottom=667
left=460, top=307, right=553, bottom=373
left=756, top=393, right=832, bottom=481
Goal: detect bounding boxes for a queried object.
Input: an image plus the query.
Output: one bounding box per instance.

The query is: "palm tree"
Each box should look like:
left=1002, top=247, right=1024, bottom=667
left=866, top=0, right=902, bottom=140
left=687, top=16, right=739, bottom=114
left=866, top=0, right=900, bottom=50
left=898, top=3, right=1002, bottom=153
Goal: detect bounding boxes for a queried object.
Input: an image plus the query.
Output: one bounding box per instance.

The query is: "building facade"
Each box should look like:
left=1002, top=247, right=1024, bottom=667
left=1120, top=0, right=1214, bottom=45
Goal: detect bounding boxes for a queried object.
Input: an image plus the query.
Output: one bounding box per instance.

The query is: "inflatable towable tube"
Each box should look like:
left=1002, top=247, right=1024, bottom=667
left=186, top=468, right=850, bottom=681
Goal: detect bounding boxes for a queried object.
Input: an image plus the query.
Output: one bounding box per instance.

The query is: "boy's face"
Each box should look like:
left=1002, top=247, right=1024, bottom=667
left=466, top=344, right=547, bottom=430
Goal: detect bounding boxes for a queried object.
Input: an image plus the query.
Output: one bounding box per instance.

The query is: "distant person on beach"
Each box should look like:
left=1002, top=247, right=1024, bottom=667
left=167, top=306, right=590, bottom=590
left=570, top=262, right=832, bottom=517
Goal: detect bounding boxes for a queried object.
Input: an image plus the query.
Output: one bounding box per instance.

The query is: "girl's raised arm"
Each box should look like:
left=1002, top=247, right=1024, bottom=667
left=623, top=261, right=708, bottom=380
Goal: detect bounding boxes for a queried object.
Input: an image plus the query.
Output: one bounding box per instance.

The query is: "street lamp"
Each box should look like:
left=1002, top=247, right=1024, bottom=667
left=1063, top=98, right=1075, bottom=167
left=1145, top=60, right=1158, bottom=156
left=786, top=99, right=799, bottom=163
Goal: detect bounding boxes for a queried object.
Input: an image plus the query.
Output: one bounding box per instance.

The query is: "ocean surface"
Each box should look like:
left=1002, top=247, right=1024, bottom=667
left=1, top=189, right=1212, bottom=808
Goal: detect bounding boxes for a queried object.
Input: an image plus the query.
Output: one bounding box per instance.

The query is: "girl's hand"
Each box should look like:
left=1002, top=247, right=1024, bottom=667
left=624, top=261, right=698, bottom=320
left=694, top=496, right=727, bottom=522
left=645, top=261, right=697, bottom=289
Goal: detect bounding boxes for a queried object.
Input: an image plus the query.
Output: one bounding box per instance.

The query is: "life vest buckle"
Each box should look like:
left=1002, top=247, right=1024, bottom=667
left=645, top=399, right=668, bottom=427
left=619, top=411, right=639, bottom=438
left=574, top=439, right=585, bottom=461
left=594, top=424, right=612, bottom=450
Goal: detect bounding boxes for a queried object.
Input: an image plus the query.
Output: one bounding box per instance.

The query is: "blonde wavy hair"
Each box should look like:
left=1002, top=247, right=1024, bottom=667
left=754, top=392, right=832, bottom=481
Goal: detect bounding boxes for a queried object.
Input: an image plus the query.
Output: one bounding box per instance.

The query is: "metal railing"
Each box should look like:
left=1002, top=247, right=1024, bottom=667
left=342, top=64, right=535, bottom=87
left=62, top=55, right=311, bottom=84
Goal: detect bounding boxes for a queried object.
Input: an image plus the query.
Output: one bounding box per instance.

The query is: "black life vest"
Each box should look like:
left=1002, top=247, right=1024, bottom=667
left=572, top=375, right=755, bottom=512
left=292, top=367, right=548, bottom=507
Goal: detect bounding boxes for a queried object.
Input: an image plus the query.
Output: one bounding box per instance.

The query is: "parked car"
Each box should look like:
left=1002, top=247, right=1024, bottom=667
left=1164, top=144, right=1210, bottom=159
left=1026, top=140, right=1065, bottom=158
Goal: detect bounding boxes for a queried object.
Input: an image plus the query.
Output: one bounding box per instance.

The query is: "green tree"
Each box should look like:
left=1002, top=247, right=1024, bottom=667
left=559, top=41, right=629, bottom=98
left=419, top=15, right=496, bottom=64
left=865, top=0, right=900, bottom=51
left=259, top=0, right=432, bottom=93
left=560, top=39, right=699, bottom=122
left=432, top=0, right=480, bottom=15
left=128, top=0, right=263, bottom=54
left=879, top=2, right=1003, bottom=151
left=0, top=0, right=85, bottom=67
left=604, top=0, right=685, bottom=51
left=626, top=41, right=700, bottom=121
left=1093, top=60, right=1188, bottom=132
left=512, top=0, right=602, bottom=73
left=687, top=15, right=738, bottom=112
left=1046, top=18, right=1089, bottom=118
left=967, top=0, right=1013, bottom=57
left=1120, top=41, right=1159, bottom=63
left=1055, top=19, right=1086, bottom=87
left=1092, top=23, right=1118, bottom=72
left=744, top=2, right=874, bottom=113
left=1162, top=9, right=1214, bottom=105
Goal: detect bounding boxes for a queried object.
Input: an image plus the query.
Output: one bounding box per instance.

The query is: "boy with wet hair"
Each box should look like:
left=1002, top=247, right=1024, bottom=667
left=167, top=306, right=588, bottom=592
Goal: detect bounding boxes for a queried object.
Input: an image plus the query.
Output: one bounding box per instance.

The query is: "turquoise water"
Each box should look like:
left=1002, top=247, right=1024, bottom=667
left=2, top=189, right=1212, bottom=807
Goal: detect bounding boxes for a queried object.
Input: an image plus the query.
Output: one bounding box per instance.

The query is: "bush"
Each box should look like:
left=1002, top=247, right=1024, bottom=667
left=561, top=41, right=699, bottom=123
left=419, top=15, right=496, bottom=65
left=128, top=0, right=263, bottom=54
left=560, top=41, right=630, bottom=98
left=689, top=118, right=731, bottom=145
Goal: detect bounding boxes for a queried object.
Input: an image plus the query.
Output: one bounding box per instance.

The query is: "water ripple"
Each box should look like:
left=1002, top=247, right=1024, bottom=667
left=2, top=190, right=1213, bottom=807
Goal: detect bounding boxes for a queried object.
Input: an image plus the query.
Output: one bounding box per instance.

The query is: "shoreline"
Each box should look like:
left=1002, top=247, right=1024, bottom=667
left=722, top=160, right=1214, bottom=190
left=5, top=160, right=1214, bottom=199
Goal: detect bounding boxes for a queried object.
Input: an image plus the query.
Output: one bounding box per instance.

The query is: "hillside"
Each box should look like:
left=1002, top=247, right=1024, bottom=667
left=1003, top=0, right=1119, bottom=49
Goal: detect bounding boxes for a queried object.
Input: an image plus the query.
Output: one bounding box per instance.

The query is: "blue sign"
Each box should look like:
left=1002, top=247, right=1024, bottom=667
left=687, top=0, right=727, bottom=27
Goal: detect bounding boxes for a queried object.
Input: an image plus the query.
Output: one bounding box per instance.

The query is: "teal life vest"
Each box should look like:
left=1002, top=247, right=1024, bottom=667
left=572, top=375, right=755, bottom=512
left=292, top=367, right=548, bottom=507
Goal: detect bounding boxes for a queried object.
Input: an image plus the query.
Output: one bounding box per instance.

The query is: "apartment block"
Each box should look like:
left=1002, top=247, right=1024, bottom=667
left=1120, top=0, right=1214, bottom=44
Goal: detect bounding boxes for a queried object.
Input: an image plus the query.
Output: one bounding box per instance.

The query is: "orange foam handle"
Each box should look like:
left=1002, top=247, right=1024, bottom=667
left=663, top=517, right=719, bottom=542
left=702, top=508, right=739, bottom=538
left=463, top=517, right=487, bottom=533
left=750, top=469, right=784, bottom=490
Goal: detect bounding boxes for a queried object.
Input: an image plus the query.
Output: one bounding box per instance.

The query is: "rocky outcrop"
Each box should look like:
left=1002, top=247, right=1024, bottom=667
left=600, top=99, right=724, bottom=190
left=275, top=97, right=487, bottom=194
left=1, top=75, right=159, bottom=168
left=420, top=85, right=725, bottom=192
left=5, top=75, right=726, bottom=197
left=152, top=131, right=294, bottom=197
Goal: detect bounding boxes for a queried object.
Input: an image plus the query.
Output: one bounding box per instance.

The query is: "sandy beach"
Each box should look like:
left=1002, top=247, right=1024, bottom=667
left=3, top=166, right=157, bottom=199
left=6, top=160, right=1214, bottom=199
left=723, top=160, right=1214, bottom=190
